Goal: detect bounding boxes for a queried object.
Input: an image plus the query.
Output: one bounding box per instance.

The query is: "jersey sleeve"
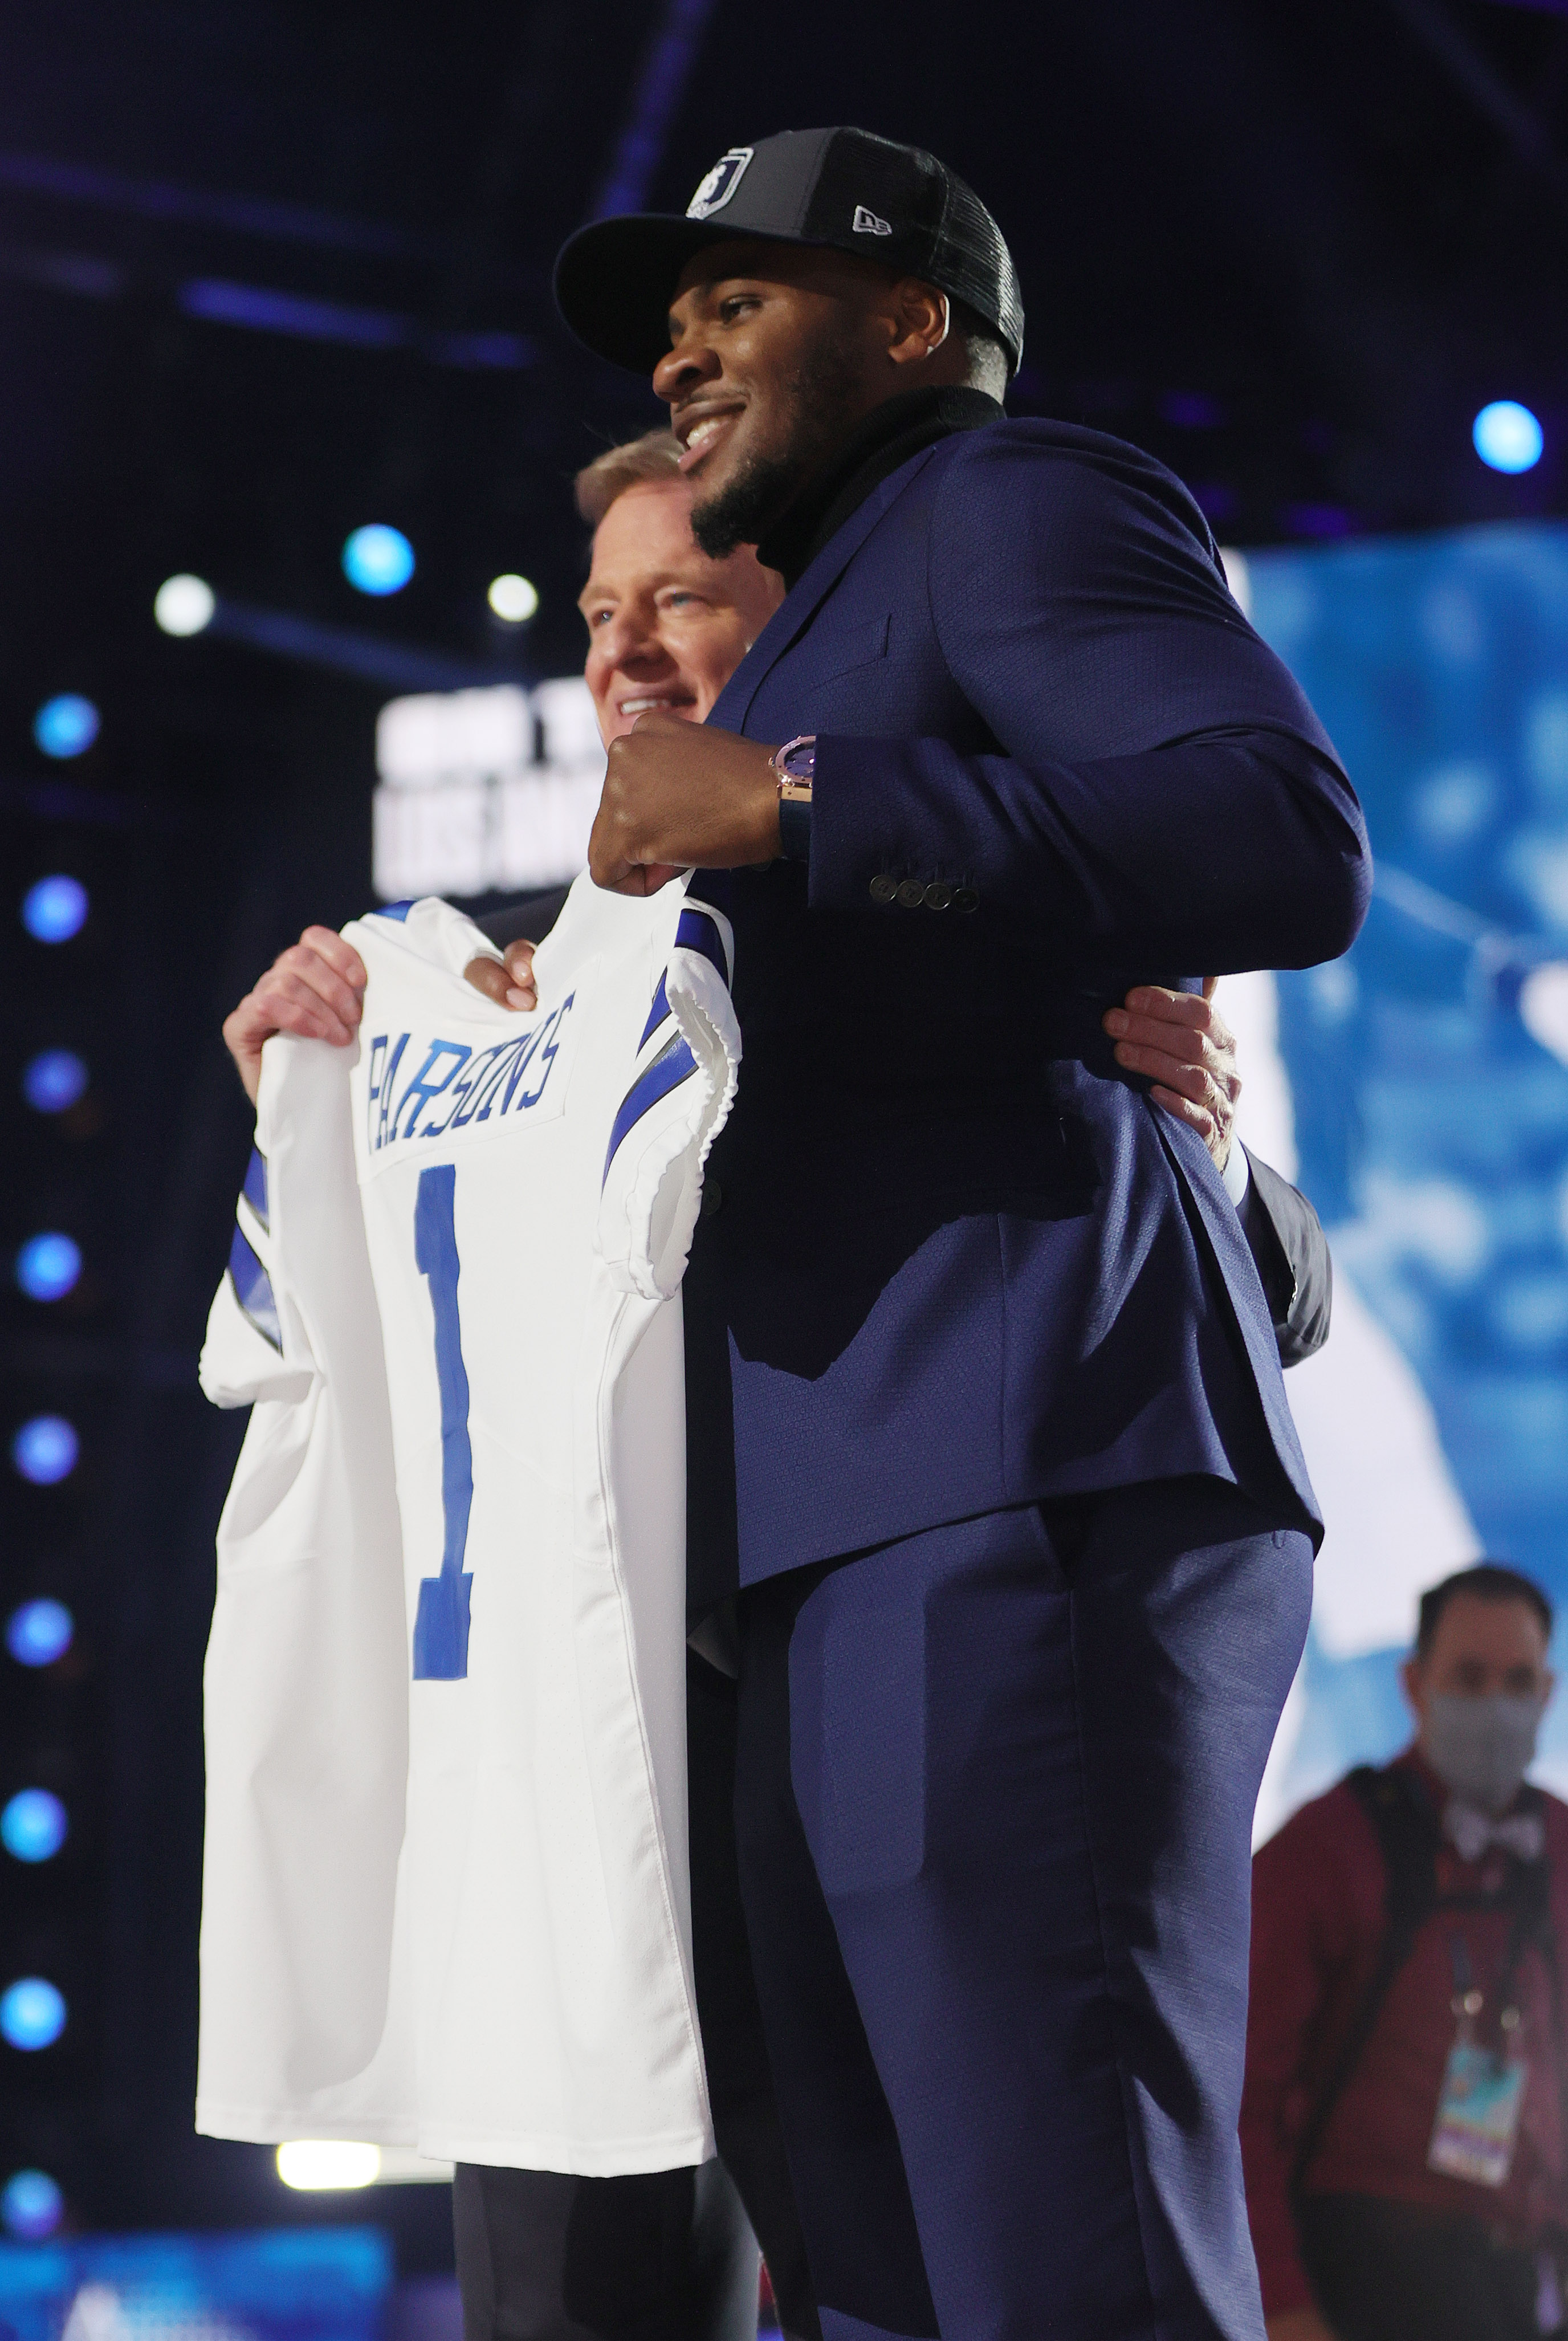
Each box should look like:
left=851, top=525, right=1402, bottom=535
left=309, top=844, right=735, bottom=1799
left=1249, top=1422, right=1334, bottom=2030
left=199, top=1134, right=318, bottom=1407
left=597, top=894, right=741, bottom=1302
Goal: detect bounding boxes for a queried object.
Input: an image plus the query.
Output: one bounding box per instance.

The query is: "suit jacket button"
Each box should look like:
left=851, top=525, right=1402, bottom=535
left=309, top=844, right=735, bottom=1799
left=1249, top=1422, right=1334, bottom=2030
left=869, top=874, right=898, bottom=905
left=700, top=1179, right=723, bottom=1219
left=923, top=881, right=952, bottom=910
left=953, top=885, right=980, bottom=913
left=895, top=878, right=925, bottom=909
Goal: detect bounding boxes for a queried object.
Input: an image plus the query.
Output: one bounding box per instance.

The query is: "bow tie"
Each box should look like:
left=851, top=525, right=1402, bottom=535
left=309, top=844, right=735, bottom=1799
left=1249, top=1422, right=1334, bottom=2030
left=1444, top=1801, right=1545, bottom=1866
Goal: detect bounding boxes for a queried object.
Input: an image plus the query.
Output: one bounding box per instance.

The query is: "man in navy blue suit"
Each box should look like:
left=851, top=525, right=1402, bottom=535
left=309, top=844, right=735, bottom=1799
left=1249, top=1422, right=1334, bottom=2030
left=550, top=128, right=1371, bottom=2341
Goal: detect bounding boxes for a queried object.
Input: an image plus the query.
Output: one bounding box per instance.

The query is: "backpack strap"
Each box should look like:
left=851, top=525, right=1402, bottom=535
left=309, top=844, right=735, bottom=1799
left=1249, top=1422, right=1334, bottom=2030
left=1290, top=1765, right=1442, bottom=2202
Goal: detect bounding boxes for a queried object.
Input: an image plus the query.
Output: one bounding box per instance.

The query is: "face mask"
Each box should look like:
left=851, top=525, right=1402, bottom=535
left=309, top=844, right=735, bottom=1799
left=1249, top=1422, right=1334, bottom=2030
left=1423, top=1692, right=1545, bottom=1814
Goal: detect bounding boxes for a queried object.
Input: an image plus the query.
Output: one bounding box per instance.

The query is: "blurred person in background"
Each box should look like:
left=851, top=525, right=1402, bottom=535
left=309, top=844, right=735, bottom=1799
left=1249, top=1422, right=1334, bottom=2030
left=1244, top=1562, right=1568, bottom=2341
left=221, top=423, right=1334, bottom=2341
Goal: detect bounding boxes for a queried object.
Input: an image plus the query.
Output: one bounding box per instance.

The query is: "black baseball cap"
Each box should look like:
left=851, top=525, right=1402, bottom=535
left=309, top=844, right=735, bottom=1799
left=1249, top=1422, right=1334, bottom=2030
left=553, top=126, right=1024, bottom=377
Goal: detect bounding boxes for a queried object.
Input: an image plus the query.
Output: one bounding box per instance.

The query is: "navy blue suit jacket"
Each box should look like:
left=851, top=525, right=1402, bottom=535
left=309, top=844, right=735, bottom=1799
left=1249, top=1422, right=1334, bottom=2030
left=683, top=417, right=1370, bottom=1599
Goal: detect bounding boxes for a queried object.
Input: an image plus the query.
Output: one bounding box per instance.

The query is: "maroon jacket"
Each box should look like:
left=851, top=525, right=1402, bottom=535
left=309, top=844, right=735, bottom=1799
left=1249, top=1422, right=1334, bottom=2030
left=1242, top=1750, right=1568, bottom=2317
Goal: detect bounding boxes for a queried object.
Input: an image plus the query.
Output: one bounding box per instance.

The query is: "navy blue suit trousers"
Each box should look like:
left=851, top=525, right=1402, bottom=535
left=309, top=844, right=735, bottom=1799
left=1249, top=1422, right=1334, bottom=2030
left=734, top=1477, right=1312, bottom=2341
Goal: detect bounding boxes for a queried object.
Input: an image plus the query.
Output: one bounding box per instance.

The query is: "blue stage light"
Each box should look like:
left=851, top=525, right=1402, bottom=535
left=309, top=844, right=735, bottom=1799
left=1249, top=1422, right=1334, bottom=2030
left=17, top=1235, right=82, bottom=1304
left=22, top=1051, right=89, bottom=1113
left=22, top=876, right=89, bottom=943
left=12, top=1417, right=79, bottom=1485
left=33, top=695, right=100, bottom=759
left=1473, top=401, right=1543, bottom=474
left=2, top=1790, right=68, bottom=1863
left=1, top=2168, right=64, bottom=2240
left=343, top=525, right=414, bottom=596
left=0, top=1978, right=67, bottom=2051
left=6, top=1600, right=74, bottom=1667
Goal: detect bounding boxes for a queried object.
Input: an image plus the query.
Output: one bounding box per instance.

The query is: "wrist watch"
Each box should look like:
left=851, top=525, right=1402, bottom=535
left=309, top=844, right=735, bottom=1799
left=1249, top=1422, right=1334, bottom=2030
left=771, top=735, right=815, bottom=864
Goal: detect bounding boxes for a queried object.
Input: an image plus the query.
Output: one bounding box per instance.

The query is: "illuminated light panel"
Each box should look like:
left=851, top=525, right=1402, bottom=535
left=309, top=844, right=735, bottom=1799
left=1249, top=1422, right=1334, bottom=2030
left=34, top=695, right=100, bottom=759
left=1, top=2169, right=63, bottom=2241
left=17, top=1234, right=82, bottom=1304
left=22, top=1051, right=89, bottom=1113
left=1473, top=401, right=1543, bottom=475
left=2, top=1789, right=68, bottom=1864
left=154, top=573, right=216, bottom=636
left=22, top=877, right=89, bottom=943
left=343, top=526, right=414, bottom=596
left=487, top=573, right=539, bottom=624
left=0, top=1977, right=67, bottom=2051
left=276, top=2141, right=381, bottom=2190
left=6, top=1601, right=74, bottom=1667
left=11, top=1417, right=79, bottom=1486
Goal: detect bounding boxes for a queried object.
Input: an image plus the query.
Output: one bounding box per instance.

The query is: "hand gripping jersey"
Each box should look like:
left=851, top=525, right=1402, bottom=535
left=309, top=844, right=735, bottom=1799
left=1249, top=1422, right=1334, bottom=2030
left=196, top=876, right=739, bottom=2174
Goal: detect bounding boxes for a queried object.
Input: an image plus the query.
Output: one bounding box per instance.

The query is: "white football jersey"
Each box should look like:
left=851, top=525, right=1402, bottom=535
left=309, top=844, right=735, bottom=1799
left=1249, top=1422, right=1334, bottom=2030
left=196, top=876, right=739, bottom=2175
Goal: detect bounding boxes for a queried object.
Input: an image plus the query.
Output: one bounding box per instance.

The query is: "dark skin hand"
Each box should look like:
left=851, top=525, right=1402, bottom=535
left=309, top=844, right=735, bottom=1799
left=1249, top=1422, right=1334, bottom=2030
left=590, top=709, right=781, bottom=895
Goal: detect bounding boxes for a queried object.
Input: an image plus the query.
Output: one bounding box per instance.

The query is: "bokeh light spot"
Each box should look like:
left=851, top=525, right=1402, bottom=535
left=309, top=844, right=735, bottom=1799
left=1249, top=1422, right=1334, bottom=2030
left=17, top=1235, right=82, bottom=1304
left=0, top=1978, right=67, bottom=2052
left=22, top=878, right=88, bottom=944
left=11, top=1418, right=79, bottom=1486
left=1, top=1790, right=68, bottom=1864
left=343, top=526, right=414, bottom=596
left=1473, top=401, right=1543, bottom=474
left=6, top=1601, right=74, bottom=1668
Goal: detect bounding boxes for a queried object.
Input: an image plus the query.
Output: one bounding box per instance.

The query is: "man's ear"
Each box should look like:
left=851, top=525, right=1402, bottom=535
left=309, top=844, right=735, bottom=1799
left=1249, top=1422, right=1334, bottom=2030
left=886, top=279, right=950, bottom=367
left=1400, top=1652, right=1426, bottom=1727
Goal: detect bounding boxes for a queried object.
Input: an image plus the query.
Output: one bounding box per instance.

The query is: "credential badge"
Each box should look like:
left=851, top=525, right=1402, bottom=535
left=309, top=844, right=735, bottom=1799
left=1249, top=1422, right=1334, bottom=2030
left=687, top=148, right=755, bottom=221
left=853, top=205, right=893, bottom=236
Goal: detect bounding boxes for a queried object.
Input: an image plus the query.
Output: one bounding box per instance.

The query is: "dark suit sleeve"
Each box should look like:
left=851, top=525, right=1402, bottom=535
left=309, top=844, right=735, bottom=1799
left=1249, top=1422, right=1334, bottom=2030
left=807, top=429, right=1371, bottom=976
left=473, top=885, right=571, bottom=951
left=1239, top=1149, right=1333, bottom=1368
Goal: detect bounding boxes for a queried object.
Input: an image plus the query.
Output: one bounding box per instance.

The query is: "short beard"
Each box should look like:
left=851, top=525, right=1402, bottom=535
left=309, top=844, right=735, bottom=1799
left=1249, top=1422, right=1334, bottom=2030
left=690, top=332, right=865, bottom=559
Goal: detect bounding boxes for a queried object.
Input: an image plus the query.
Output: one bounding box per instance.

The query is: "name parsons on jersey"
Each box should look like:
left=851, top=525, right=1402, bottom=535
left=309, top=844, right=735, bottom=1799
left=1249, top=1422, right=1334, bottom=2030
left=365, top=993, right=577, bottom=1157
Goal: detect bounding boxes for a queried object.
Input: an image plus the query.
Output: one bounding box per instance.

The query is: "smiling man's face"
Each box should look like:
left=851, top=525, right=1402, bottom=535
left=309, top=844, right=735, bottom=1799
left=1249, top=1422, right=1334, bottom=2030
left=578, top=477, right=783, bottom=744
left=654, top=239, right=923, bottom=558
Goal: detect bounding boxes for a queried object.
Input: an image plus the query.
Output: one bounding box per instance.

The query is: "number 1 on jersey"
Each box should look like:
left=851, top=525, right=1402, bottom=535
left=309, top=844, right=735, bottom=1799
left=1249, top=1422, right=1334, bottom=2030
left=412, top=1163, right=474, bottom=1679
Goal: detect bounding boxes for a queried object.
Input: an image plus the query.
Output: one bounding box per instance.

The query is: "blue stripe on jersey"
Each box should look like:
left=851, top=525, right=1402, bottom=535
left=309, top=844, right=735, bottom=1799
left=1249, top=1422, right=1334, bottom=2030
left=412, top=1163, right=474, bottom=1680
left=368, top=900, right=415, bottom=921
left=227, top=1222, right=282, bottom=1352
left=639, top=971, right=671, bottom=1049
left=675, top=906, right=730, bottom=987
left=241, top=1144, right=269, bottom=1232
left=602, top=1032, right=698, bottom=1187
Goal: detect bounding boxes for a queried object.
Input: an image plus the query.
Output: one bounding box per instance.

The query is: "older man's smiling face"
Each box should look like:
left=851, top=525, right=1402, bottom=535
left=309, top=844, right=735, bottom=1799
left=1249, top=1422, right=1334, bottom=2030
left=578, top=477, right=783, bottom=744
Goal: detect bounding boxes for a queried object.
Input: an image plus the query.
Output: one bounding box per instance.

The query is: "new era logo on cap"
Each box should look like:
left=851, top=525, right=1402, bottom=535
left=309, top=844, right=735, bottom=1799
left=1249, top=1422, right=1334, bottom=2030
left=686, top=148, right=754, bottom=220
left=852, top=205, right=892, bottom=235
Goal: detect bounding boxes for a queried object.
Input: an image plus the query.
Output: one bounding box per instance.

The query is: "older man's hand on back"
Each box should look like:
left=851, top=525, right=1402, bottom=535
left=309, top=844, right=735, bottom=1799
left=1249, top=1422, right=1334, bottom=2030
left=1103, top=980, right=1242, bottom=1171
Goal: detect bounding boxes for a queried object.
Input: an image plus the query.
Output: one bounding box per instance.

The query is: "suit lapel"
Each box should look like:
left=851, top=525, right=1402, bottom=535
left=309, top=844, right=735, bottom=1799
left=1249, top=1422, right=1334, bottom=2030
left=707, top=444, right=945, bottom=735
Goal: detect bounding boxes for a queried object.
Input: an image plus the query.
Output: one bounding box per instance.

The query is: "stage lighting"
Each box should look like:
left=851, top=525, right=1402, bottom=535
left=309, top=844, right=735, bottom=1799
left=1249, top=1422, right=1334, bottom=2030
left=0, top=1978, right=66, bottom=2052
left=17, top=1235, right=82, bottom=1304
left=154, top=573, right=216, bottom=636
left=487, top=573, right=539, bottom=624
left=1473, top=401, right=1543, bottom=474
left=6, top=1600, right=74, bottom=1667
left=12, top=1416, right=79, bottom=1485
left=33, top=696, right=100, bottom=760
left=22, top=876, right=88, bottom=943
left=343, top=526, right=414, bottom=596
left=22, top=1051, right=89, bottom=1113
left=277, top=2141, right=381, bottom=2190
left=1, top=2169, right=64, bottom=2241
left=2, top=1790, right=68, bottom=1864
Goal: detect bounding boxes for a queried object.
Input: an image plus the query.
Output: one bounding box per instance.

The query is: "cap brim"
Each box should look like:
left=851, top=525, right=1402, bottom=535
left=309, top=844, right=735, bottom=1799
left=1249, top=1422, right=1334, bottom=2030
left=553, top=214, right=804, bottom=375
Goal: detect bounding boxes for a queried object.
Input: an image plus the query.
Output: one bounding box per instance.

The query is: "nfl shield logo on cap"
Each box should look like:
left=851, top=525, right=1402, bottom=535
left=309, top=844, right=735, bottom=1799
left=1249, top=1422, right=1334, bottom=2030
left=687, top=148, right=754, bottom=219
